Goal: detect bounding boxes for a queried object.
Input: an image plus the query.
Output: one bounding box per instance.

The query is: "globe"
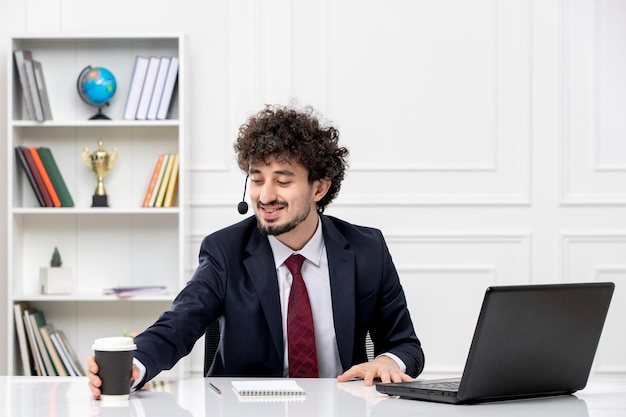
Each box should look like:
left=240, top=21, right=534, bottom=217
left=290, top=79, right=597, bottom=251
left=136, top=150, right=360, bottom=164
left=77, top=66, right=117, bottom=120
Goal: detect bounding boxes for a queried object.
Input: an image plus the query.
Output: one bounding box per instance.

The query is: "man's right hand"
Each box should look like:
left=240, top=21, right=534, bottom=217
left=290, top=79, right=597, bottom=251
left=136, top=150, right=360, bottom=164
left=86, top=355, right=140, bottom=400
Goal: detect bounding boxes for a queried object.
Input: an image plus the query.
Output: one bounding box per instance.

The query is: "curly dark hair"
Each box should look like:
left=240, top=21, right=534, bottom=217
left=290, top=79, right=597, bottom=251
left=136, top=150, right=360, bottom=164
left=234, top=104, right=349, bottom=212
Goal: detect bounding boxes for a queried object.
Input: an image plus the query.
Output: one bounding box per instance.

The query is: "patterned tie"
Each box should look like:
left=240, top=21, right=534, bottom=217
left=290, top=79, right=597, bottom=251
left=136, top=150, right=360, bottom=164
left=285, top=254, right=319, bottom=377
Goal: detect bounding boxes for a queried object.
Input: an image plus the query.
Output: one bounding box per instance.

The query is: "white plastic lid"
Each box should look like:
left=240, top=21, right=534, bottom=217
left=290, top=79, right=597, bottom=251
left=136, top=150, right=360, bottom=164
left=92, top=336, right=137, bottom=351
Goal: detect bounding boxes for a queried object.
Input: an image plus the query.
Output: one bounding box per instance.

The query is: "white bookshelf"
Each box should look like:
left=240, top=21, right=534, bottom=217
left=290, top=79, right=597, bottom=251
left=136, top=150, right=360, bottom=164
left=6, top=34, right=187, bottom=378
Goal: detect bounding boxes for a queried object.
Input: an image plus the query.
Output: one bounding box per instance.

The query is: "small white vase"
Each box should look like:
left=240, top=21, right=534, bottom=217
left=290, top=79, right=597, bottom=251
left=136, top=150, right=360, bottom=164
left=40, top=267, right=73, bottom=294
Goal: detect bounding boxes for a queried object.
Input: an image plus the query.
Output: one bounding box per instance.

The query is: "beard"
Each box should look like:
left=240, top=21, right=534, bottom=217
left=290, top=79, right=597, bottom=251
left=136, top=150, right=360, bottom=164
left=256, top=199, right=312, bottom=236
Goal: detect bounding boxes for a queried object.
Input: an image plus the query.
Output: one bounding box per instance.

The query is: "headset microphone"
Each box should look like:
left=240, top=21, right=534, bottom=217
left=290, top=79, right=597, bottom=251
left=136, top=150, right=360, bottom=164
left=237, top=174, right=249, bottom=215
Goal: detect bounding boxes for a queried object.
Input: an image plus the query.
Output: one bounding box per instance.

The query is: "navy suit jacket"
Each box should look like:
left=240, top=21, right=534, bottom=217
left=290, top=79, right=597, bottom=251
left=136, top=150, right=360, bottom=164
left=134, top=215, right=424, bottom=383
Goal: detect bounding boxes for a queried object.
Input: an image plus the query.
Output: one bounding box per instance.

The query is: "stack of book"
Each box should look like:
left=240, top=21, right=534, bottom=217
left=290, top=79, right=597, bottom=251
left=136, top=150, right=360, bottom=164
left=13, top=50, right=53, bottom=122
left=13, top=303, right=85, bottom=376
left=142, top=153, right=179, bottom=207
left=14, top=146, right=74, bottom=208
left=103, top=285, right=168, bottom=299
left=124, top=55, right=179, bottom=120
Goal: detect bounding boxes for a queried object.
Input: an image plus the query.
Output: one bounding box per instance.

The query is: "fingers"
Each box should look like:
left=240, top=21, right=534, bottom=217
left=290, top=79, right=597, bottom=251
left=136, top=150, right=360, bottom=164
left=86, top=356, right=102, bottom=400
left=336, top=356, right=413, bottom=386
left=132, top=364, right=140, bottom=382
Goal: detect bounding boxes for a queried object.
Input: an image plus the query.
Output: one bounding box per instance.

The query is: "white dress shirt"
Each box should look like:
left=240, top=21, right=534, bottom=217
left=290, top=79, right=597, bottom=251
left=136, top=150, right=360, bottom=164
left=267, top=218, right=343, bottom=377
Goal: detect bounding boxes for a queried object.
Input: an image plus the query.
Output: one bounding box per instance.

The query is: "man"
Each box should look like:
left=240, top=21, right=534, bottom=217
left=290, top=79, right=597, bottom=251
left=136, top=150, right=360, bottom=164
left=88, top=104, right=424, bottom=399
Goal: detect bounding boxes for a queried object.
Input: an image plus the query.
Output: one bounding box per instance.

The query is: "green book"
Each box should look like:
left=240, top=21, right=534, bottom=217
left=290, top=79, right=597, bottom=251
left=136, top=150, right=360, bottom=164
left=37, top=147, right=74, bottom=207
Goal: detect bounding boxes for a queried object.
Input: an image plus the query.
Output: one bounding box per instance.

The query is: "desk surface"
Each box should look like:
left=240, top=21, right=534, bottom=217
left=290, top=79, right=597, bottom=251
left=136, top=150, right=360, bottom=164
left=2, top=375, right=626, bottom=417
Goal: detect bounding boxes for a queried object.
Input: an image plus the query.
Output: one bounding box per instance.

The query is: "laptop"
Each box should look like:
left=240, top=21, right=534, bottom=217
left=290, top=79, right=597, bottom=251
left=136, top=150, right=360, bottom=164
left=376, top=282, right=615, bottom=404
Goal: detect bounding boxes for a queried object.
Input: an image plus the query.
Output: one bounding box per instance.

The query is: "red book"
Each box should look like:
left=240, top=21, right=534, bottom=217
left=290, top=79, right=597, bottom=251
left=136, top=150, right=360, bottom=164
left=29, top=147, right=61, bottom=207
left=20, top=147, right=53, bottom=207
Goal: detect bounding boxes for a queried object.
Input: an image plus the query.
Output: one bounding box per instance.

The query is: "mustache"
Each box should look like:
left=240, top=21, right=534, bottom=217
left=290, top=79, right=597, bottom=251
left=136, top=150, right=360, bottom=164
left=257, top=200, right=288, bottom=209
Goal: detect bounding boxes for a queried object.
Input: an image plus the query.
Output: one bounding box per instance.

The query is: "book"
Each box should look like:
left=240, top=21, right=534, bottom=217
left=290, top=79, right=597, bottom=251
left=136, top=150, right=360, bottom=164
left=29, top=310, right=58, bottom=376
left=22, top=310, right=45, bottom=376
left=154, top=153, right=175, bottom=207
left=19, top=146, right=53, bottom=207
left=15, top=147, right=45, bottom=207
left=29, top=147, right=61, bottom=207
left=156, top=56, right=179, bottom=120
left=135, top=56, right=161, bottom=120
left=54, top=329, right=85, bottom=376
left=231, top=380, right=306, bottom=397
left=123, top=56, right=150, bottom=120
left=103, top=285, right=168, bottom=298
left=163, top=153, right=179, bottom=207
left=37, top=147, right=74, bottom=207
left=39, top=324, right=69, bottom=376
left=13, top=50, right=43, bottom=121
left=32, top=60, right=53, bottom=120
left=146, top=57, right=171, bottom=120
left=148, top=154, right=170, bottom=207
left=49, top=331, right=77, bottom=376
left=142, top=154, right=165, bottom=207
left=13, top=302, right=33, bottom=376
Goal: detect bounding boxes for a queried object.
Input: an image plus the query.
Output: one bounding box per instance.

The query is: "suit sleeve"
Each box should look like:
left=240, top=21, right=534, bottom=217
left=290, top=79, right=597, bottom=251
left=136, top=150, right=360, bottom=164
left=133, top=235, right=226, bottom=383
left=370, top=232, right=425, bottom=377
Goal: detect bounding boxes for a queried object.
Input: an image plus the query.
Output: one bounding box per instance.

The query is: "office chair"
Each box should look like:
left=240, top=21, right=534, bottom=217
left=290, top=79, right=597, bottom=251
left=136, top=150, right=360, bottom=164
left=203, top=319, right=221, bottom=376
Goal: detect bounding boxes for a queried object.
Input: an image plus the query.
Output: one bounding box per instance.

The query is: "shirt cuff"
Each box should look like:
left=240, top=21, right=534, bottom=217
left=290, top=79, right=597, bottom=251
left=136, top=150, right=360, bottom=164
left=131, top=358, right=147, bottom=391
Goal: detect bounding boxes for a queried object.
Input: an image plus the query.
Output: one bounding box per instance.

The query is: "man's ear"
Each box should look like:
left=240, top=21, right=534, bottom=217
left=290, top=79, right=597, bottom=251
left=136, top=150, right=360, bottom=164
left=312, top=179, right=331, bottom=203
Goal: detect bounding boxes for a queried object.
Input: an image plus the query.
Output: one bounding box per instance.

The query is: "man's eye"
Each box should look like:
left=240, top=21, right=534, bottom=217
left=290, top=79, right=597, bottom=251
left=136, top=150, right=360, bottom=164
left=277, top=181, right=291, bottom=186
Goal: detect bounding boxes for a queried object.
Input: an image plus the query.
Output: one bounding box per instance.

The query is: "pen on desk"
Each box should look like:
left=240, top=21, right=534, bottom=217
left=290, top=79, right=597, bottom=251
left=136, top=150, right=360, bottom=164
left=209, top=382, right=222, bottom=395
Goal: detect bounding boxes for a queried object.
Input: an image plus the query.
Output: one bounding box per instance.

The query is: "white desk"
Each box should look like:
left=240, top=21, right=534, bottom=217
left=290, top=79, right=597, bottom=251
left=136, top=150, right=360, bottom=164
left=2, top=376, right=626, bottom=417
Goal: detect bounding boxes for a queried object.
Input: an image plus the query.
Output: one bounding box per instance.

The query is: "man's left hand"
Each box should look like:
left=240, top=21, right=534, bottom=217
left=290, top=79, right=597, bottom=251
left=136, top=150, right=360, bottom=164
left=336, top=355, right=413, bottom=386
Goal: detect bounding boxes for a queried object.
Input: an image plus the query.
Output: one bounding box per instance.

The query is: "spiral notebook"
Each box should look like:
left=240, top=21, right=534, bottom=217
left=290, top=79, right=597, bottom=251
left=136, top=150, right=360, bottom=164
left=231, top=380, right=305, bottom=397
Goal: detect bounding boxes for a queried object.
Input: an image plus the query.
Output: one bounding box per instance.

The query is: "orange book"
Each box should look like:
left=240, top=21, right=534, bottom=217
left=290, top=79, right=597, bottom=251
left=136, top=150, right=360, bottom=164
left=142, top=154, right=165, bottom=207
left=163, top=154, right=179, bottom=207
left=29, top=147, right=61, bottom=207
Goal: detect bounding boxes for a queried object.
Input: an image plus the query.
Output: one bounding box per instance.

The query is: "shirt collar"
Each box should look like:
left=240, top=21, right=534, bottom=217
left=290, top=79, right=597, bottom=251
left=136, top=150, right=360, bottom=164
left=268, top=215, right=324, bottom=268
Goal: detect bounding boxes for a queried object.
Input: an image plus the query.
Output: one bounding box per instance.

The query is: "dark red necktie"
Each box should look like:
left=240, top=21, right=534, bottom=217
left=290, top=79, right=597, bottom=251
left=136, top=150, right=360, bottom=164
left=285, top=254, right=319, bottom=377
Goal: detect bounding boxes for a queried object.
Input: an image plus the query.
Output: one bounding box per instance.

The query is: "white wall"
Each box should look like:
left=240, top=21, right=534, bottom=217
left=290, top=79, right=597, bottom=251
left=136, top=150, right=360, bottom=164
left=1, top=0, right=625, bottom=376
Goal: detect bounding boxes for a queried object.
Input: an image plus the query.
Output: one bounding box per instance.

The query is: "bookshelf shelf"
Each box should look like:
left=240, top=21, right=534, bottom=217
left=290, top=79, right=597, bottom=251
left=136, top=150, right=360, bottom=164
left=12, top=294, right=177, bottom=302
left=12, top=120, right=181, bottom=127
left=6, top=34, right=186, bottom=379
left=12, top=208, right=181, bottom=215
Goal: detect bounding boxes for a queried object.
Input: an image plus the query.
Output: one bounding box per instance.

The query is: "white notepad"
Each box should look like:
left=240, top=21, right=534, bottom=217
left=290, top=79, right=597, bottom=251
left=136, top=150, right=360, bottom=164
left=231, top=380, right=306, bottom=396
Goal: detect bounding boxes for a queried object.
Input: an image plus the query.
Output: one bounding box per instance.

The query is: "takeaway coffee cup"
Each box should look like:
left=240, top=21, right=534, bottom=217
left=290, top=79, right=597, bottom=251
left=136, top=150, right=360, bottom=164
left=92, top=336, right=137, bottom=401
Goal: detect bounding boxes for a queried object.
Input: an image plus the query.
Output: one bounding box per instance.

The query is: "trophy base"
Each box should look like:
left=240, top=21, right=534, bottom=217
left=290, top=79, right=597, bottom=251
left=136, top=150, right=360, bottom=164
left=92, top=195, right=108, bottom=207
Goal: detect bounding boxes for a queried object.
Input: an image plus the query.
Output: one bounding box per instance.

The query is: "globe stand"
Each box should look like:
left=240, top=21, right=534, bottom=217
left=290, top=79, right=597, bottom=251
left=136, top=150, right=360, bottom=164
left=89, top=106, right=111, bottom=121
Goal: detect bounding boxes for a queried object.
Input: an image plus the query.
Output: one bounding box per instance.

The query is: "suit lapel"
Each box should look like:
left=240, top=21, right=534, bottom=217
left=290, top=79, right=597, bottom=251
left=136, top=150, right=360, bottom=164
left=243, top=228, right=285, bottom=362
left=321, top=216, right=356, bottom=371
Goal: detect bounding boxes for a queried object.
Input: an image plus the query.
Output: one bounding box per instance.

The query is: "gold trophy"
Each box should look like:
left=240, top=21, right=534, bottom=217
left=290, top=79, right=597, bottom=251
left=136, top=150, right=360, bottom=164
left=82, top=140, right=118, bottom=207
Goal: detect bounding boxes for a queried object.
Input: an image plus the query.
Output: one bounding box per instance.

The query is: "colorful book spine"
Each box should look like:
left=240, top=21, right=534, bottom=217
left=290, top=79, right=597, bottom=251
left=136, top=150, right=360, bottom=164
left=142, top=154, right=165, bottom=207
left=20, top=146, right=53, bottom=207
left=154, top=153, right=174, bottom=207
left=29, top=310, right=57, bottom=376
left=148, top=154, right=170, bottom=207
left=15, top=147, right=45, bottom=207
left=39, top=324, right=68, bottom=376
left=28, top=147, right=61, bottom=207
left=37, top=147, right=74, bottom=207
left=163, top=153, right=179, bottom=207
